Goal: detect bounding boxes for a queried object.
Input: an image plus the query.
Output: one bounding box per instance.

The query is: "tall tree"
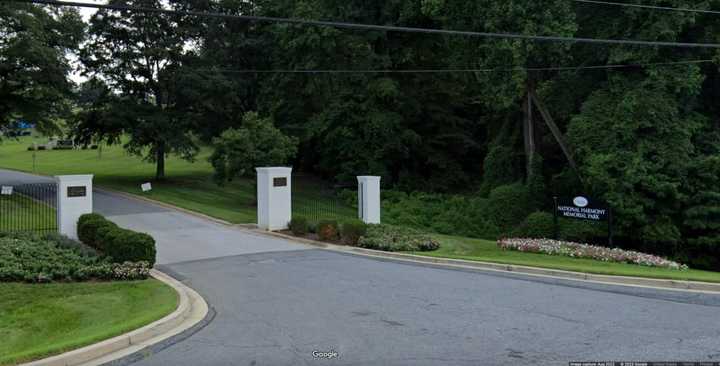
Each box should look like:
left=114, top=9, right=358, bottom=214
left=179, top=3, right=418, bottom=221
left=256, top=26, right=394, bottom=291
left=0, top=2, right=83, bottom=135
left=80, top=0, right=197, bottom=180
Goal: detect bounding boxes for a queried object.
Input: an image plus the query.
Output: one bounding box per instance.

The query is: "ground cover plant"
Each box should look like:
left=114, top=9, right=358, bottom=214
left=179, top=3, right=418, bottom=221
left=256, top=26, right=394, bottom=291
left=0, top=232, right=150, bottom=283
left=358, top=224, right=440, bottom=252
left=498, top=238, right=688, bottom=270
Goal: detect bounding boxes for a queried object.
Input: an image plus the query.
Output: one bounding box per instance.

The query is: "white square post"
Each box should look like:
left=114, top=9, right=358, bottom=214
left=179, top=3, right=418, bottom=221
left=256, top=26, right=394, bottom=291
left=56, top=175, right=94, bottom=239
left=256, top=167, right=292, bottom=231
left=357, top=176, right=381, bottom=224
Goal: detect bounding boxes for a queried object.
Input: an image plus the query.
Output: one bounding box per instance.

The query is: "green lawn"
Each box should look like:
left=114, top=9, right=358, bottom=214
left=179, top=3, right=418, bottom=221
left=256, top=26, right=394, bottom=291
left=0, top=280, right=178, bottom=365
left=0, top=135, right=354, bottom=224
left=0, top=194, right=56, bottom=232
left=410, top=235, right=720, bottom=283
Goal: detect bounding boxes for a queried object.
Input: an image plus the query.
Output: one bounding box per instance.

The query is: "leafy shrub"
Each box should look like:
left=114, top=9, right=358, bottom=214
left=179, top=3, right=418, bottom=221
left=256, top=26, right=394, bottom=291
left=317, top=220, right=339, bottom=241
left=512, top=212, right=555, bottom=239
left=558, top=218, right=604, bottom=243
left=340, top=220, right=367, bottom=246
left=0, top=232, right=151, bottom=282
left=105, top=231, right=156, bottom=266
left=307, top=221, right=318, bottom=234
left=289, top=217, right=308, bottom=236
left=382, top=191, right=500, bottom=239
left=357, top=224, right=440, bottom=252
left=486, top=183, right=532, bottom=234
left=42, top=232, right=99, bottom=257
left=78, top=213, right=113, bottom=249
left=77, top=213, right=157, bottom=266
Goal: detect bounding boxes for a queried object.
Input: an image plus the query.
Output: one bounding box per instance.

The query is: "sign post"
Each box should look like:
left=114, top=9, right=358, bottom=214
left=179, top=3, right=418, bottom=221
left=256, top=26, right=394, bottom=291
left=554, top=195, right=612, bottom=246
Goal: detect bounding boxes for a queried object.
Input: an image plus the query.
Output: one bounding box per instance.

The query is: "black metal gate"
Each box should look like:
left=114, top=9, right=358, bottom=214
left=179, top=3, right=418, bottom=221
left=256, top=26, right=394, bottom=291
left=0, top=183, right=58, bottom=234
left=291, top=174, right=356, bottom=223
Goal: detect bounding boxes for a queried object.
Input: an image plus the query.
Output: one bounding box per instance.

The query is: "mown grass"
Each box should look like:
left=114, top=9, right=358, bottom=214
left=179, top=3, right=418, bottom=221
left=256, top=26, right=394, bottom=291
left=0, top=280, right=178, bottom=365
left=0, top=194, right=55, bottom=232
left=410, top=235, right=720, bottom=283
left=0, top=135, right=354, bottom=224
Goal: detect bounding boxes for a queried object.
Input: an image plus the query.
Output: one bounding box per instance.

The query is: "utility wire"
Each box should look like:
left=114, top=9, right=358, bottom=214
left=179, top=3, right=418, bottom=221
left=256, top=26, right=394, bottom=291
left=12, top=0, right=720, bottom=49
left=188, top=59, right=714, bottom=74
left=573, top=0, right=720, bottom=15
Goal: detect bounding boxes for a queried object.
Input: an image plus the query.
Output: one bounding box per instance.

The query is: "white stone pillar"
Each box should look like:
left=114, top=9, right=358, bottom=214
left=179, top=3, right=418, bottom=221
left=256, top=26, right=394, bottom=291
left=56, top=175, right=94, bottom=239
left=357, top=176, right=381, bottom=224
left=256, top=167, right=292, bottom=231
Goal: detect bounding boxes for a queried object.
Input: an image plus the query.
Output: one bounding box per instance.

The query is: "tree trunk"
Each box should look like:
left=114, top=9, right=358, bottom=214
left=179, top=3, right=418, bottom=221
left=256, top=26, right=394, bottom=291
left=156, top=142, right=166, bottom=181
left=522, top=86, right=536, bottom=179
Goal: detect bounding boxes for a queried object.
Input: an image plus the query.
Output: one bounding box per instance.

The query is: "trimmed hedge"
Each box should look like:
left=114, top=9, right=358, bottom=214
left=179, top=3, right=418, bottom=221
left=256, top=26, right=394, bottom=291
left=340, top=220, right=367, bottom=246
left=289, top=217, right=308, bottom=236
left=77, top=214, right=157, bottom=266
left=317, top=220, right=340, bottom=241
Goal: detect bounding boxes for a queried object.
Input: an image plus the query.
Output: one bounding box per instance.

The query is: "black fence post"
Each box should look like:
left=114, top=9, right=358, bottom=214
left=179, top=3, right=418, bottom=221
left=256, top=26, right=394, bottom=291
left=608, top=206, right=613, bottom=247
left=553, top=196, right=559, bottom=240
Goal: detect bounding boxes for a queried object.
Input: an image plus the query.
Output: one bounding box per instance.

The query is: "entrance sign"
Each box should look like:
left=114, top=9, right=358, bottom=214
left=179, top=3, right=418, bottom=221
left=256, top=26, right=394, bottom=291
left=67, top=186, right=87, bottom=198
left=1, top=186, right=12, bottom=196
left=554, top=195, right=614, bottom=246
left=556, top=196, right=608, bottom=222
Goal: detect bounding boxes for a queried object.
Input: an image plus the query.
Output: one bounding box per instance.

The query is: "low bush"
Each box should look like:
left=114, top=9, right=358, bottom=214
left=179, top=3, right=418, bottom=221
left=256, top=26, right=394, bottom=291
left=486, top=183, right=532, bottom=234
left=77, top=213, right=157, bottom=266
left=498, top=238, right=688, bottom=270
left=357, top=224, right=440, bottom=252
left=0, top=232, right=151, bottom=282
left=512, top=212, right=555, bottom=239
left=105, top=231, right=156, bottom=265
left=78, top=213, right=114, bottom=250
left=340, top=220, right=367, bottom=246
left=317, top=220, right=339, bottom=241
left=289, top=217, right=308, bottom=236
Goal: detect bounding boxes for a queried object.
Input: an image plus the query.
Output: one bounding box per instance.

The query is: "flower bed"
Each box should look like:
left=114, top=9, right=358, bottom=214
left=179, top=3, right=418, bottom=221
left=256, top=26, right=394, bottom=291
left=498, top=238, right=688, bottom=270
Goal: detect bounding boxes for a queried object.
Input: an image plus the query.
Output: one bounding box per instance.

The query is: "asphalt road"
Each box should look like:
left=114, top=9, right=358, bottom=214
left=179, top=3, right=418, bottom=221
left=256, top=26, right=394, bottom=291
left=1, top=169, right=719, bottom=365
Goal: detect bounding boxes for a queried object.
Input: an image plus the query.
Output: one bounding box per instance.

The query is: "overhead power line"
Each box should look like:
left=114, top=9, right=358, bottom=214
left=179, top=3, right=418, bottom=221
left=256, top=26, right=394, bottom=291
left=190, top=59, right=714, bottom=74
left=573, top=0, right=720, bottom=15
left=12, top=0, right=720, bottom=49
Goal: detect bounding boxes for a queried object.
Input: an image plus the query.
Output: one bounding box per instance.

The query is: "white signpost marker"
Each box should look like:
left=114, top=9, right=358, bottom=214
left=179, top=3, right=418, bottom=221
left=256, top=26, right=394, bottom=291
left=141, top=182, right=152, bottom=192
left=1, top=186, right=12, bottom=196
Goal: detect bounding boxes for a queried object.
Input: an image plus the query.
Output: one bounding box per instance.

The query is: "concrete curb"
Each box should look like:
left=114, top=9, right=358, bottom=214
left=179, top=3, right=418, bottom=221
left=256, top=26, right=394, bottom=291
left=258, top=230, right=720, bottom=294
left=20, top=270, right=209, bottom=366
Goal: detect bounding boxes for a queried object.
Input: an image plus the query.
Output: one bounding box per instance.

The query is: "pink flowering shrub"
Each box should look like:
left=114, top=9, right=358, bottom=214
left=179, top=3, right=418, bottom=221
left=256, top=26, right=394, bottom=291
left=498, top=238, right=689, bottom=270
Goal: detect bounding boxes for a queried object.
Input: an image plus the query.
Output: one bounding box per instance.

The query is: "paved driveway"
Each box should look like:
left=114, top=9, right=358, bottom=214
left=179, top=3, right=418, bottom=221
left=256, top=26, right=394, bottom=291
left=93, top=190, right=310, bottom=264
left=1, top=169, right=719, bottom=365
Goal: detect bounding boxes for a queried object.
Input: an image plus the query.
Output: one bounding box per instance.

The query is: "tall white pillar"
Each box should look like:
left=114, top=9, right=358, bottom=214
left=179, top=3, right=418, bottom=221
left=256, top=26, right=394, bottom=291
left=357, top=176, right=381, bottom=224
left=56, top=175, right=93, bottom=239
left=256, top=167, right=292, bottom=231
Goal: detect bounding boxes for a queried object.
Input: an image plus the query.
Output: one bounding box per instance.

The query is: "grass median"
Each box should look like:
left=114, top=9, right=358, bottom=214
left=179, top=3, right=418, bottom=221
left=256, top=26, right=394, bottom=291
left=410, top=235, right=720, bottom=283
left=0, top=280, right=178, bottom=366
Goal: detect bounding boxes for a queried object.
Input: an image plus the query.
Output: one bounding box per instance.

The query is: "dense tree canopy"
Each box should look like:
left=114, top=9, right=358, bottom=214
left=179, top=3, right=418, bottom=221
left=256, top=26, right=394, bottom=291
left=0, top=2, right=83, bottom=135
left=5, top=0, right=720, bottom=268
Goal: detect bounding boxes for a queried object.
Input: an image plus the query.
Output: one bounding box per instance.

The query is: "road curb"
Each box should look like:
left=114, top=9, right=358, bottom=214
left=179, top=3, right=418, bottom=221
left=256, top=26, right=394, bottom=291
left=258, top=230, right=720, bottom=294
left=19, top=269, right=209, bottom=366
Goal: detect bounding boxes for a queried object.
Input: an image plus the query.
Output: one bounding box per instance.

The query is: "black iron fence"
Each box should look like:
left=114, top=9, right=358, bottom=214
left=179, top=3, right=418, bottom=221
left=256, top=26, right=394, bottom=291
left=291, top=174, right=356, bottom=223
left=0, top=183, right=58, bottom=234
